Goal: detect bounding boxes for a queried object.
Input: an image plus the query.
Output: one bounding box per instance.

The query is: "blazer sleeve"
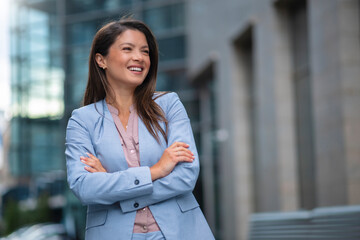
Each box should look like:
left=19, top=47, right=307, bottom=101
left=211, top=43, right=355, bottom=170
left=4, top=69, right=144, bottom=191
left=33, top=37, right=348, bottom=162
left=119, top=92, right=200, bottom=213
left=65, top=108, right=154, bottom=205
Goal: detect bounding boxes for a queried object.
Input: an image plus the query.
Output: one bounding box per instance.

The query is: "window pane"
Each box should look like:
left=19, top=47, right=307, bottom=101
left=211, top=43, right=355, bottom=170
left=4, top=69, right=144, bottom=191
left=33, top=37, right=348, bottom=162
left=156, top=70, right=188, bottom=91
left=66, top=0, right=131, bottom=14
left=158, top=35, right=186, bottom=61
left=66, top=48, right=89, bottom=76
left=65, top=47, right=89, bottom=107
left=29, top=7, right=49, bottom=23
left=144, top=3, right=184, bottom=33
left=66, top=21, right=98, bottom=46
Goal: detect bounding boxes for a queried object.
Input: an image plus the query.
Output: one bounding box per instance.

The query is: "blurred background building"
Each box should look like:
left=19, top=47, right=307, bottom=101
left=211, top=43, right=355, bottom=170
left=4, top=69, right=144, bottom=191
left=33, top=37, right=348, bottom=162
left=1, top=0, right=359, bottom=239
left=187, top=0, right=360, bottom=239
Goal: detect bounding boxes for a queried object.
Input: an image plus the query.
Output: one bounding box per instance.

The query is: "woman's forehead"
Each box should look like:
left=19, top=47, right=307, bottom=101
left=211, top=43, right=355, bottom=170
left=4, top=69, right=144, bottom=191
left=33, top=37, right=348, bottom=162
left=114, top=29, right=148, bottom=45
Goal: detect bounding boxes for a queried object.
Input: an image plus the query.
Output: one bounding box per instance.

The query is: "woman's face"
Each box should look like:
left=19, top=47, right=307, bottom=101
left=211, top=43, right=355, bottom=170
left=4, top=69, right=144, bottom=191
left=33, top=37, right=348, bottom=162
left=100, top=29, right=151, bottom=91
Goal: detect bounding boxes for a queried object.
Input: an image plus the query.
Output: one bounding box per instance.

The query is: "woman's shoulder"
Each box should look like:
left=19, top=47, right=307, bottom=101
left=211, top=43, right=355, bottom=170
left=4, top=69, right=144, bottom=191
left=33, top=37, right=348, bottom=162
left=69, top=99, right=105, bottom=121
left=153, top=91, right=179, bottom=106
left=154, top=91, right=188, bottom=120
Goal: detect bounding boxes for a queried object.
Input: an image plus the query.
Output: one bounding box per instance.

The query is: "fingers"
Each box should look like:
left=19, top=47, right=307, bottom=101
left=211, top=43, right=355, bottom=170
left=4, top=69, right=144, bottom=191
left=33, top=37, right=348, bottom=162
left=85, top=152, right=98, bottom=161
left=170, top=142, right=192, bottom=154
left=80, top=155, right=95, bottom=167
left=84, top=166, right=97, bottom=173
left=174, top=147, right=194, bottom=161
left=169, top=141, right=190, bottom=149
left=168, top=142, right=195, bottom=163
left=173, top=147, right=195, bottom=163
left=80, top=153, right=106, bottom=172
left=153, top=142, right=196, bottom=180
left=176, top=155, right=194, bottom=163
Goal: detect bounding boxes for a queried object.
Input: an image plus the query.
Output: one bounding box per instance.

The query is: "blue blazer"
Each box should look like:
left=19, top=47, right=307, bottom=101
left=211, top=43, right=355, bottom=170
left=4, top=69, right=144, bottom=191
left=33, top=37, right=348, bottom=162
left=65, top=92, right=214, bottom=240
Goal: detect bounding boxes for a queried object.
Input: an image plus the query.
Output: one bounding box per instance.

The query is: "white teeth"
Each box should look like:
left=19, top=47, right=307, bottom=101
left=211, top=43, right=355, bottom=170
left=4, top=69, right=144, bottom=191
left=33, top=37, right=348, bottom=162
left=129, top=67, right=142, bottom=72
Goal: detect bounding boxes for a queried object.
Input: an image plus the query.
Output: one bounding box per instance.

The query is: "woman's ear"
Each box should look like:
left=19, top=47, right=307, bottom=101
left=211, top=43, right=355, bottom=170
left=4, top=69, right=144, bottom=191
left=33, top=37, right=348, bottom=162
left=95, top=53, right=107, bottom=70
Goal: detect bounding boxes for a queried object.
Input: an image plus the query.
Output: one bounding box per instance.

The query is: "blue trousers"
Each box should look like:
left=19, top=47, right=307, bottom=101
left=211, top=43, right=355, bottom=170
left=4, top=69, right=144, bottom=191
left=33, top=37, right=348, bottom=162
left=131, top=231, right=165, bottom=240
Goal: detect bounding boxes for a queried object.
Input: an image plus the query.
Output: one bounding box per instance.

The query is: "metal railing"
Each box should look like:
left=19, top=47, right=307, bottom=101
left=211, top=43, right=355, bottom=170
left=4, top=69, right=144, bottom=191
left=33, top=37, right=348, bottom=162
left=249, top=205, right=360, bottom=239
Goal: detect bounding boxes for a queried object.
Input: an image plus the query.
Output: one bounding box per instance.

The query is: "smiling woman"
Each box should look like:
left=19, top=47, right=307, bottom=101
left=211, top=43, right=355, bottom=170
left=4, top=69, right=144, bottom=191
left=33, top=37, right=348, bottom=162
left=95, top=29, right=151, bottom=94
left=65, top=18, right=215, bottom=240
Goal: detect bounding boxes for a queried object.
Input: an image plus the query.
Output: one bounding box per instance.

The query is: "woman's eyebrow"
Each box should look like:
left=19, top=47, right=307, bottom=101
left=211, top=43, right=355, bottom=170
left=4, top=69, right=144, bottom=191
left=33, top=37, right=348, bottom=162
left=119, top=43, right=149, bottom=48
left=119, top=42, right=135, bottom=47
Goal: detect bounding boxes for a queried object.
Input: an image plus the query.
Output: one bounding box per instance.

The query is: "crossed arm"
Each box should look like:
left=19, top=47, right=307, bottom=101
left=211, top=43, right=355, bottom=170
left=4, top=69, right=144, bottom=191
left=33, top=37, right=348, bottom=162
left=81, top=141, right=194, bottom=181
left=65, top=94, right=199, bottom=211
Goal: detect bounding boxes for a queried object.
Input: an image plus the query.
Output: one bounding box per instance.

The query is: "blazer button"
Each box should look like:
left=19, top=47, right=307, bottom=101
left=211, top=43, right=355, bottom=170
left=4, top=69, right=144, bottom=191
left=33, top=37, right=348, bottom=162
left=134, top=202, right=139, bottom=208
left=134, top=179, right=140, bottom=185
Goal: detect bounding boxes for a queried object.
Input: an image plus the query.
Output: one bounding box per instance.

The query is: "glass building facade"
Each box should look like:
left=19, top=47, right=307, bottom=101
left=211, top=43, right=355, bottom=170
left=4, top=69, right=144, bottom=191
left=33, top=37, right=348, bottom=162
left=9, top=0, right=204, bottom=238
left=9, top=0, right=64, bottom=177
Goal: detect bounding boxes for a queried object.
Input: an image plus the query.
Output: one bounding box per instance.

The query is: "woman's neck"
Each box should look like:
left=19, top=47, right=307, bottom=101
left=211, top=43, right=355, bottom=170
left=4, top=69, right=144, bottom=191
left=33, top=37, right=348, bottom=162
left=106, top=88, right=135, bottom=115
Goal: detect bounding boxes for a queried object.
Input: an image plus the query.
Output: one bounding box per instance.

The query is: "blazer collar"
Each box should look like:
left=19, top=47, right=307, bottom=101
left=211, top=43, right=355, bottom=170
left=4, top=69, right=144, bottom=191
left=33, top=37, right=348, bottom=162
left=100, top=99, right=154, bottom=168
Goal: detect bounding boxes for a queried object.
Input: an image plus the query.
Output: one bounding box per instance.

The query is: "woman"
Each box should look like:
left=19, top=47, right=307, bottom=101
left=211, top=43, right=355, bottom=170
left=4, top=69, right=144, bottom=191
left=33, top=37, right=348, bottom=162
left=65, top=18, right=214, bottom=240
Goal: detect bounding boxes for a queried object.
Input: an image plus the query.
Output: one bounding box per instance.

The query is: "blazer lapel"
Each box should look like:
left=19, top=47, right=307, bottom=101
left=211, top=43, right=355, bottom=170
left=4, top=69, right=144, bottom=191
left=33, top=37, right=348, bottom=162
left=138, top=116, right=167, bottom=167
left=138, top=117, right=149, bottom=167
left=101, top=100, right=129, bottom=171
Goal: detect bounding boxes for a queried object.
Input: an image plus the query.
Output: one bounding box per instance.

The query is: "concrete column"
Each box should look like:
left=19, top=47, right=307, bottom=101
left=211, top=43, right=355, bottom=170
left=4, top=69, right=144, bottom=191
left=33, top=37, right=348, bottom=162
left=252, top=3, right=281, bottom=212
left=272, top=3, right=300, bottom=212
left=232, top=24, right=256, bottom=240
left=308, top=0, right=360, bottom=206
left=337, top=0, right=360, bottom=204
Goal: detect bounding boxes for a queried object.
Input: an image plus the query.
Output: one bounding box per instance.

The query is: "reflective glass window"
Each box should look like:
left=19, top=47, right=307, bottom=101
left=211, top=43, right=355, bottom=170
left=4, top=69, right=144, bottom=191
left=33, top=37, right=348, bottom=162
left=69, top=76, right=87, bottom=107
left=19, top=28, right=30, bottom=56
left=28, top=7, right=49, bottom=23
left=29, top=22, right=50, bottom=53
left=10, top=119, right=20, bottom=145
left=29, top=121, right=63, bottom=173
left=30, top=51, right=50, bottom=71
left=183, top=98, right=200, bottom=123
left=50, top=52, right=63, bottom=69
left=66, top=0, right=131, bottom=15
left=10, top=30, right=18, bottom=57
left=49, top=24, right=61, bottom=50
left=143, top=3, right=184, bottom=33
left=10, top=1, right=64, bottom=119
left=65, top=46, right=89, bottom=107
left=158, top=35, right=186, bottom=61
left=27, top=0, right=56, bottom=4
left=9, top=148, right=20, bottom=176
left=66, top=48, right=89, bottom=76
left=9, top=3, right=18, bottom=28
left=66, top=21, right=98, bottom=46
left=19, top=6, right=29, bottom=26
left=156, top=70, right=187, bottom=91
left=141, top=0, right=166, bottom=2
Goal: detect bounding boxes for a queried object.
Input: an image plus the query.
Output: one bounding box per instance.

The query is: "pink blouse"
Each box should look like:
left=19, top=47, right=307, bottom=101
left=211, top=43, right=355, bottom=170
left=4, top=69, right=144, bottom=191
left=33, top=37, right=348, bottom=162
left=107, top=103, right=161, bottom=233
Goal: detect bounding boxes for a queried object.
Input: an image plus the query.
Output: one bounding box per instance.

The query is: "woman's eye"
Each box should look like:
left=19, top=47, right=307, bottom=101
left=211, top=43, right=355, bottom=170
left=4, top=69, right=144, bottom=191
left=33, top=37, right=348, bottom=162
left=123, top=47, right=131, bottom=51
left=143, top=50, right=149, bottom=55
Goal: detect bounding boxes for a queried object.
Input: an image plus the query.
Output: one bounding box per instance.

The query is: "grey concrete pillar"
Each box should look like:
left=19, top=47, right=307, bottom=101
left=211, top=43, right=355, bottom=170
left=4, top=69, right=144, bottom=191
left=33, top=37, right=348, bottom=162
left=309, top=0, right=360, bottom=206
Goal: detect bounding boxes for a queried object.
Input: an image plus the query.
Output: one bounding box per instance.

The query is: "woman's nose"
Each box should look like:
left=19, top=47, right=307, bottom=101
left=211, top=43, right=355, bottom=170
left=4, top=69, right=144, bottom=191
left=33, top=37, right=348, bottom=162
left=132, top=50, right=143, bottom=61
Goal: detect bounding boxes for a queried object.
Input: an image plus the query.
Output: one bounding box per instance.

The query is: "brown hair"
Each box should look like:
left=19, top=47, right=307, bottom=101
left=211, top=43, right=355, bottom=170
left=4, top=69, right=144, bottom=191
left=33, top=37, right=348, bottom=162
left=83, top=18, right=168, bottom=143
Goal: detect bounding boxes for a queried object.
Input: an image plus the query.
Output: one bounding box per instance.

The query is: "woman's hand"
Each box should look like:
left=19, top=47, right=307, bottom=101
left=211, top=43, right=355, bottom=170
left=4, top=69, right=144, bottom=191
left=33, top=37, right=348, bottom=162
left=150, top=142, right=195, bottom=181
left=80, top=153, right=107, bottom=173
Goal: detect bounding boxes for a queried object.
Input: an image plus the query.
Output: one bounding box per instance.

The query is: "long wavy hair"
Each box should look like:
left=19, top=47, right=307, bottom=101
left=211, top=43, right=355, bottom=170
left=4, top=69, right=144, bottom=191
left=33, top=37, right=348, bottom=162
left=83, top=18, right=168, bottom=143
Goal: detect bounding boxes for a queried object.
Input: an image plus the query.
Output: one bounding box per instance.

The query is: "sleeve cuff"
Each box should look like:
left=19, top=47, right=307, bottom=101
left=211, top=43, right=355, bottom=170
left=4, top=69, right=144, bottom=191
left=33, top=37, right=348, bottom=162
left=118, top=166, right=152, bottom=212
left=126, top=166, right=152, bottom=190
